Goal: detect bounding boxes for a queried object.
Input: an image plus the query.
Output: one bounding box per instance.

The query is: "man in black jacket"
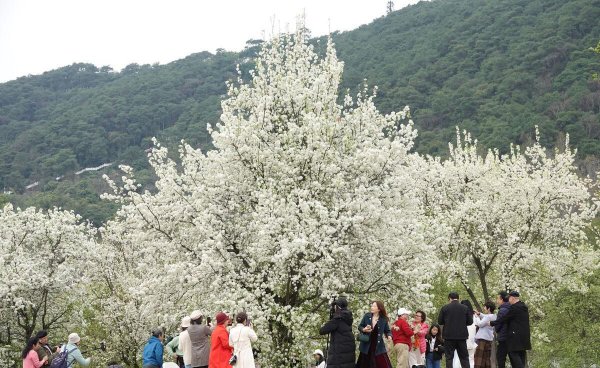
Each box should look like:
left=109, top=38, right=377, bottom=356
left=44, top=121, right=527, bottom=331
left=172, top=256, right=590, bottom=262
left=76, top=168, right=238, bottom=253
left=319, top=297, right=356, bottom=368
left=494, top=291, right=511, bottom=368
left=438, top=292, right=472, bottom=368
left=490, top=291, right=531, bottom=368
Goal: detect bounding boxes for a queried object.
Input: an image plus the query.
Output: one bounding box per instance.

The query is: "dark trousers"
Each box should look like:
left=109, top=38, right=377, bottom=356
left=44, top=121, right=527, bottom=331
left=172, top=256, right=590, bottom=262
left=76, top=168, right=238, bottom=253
left=496, top=340, right=508, bottom=368
left=444, top=339, right=469, bottom=368
left=508, top=351, right=527, bottom=368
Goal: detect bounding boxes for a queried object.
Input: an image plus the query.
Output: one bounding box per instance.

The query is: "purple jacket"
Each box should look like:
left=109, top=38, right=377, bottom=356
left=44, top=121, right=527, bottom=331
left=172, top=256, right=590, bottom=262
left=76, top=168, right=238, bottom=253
left=495, top=302, right=510, bottom=341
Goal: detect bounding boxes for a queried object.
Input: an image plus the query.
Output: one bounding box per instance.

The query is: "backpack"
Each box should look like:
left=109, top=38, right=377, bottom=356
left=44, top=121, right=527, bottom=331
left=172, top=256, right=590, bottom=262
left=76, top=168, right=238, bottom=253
left=49, top=347, right=78, bottom=368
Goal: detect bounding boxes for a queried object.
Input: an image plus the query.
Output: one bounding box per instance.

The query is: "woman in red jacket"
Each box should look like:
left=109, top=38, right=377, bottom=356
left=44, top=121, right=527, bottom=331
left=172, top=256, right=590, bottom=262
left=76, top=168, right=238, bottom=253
left=209, top=312, right=234, bottom=368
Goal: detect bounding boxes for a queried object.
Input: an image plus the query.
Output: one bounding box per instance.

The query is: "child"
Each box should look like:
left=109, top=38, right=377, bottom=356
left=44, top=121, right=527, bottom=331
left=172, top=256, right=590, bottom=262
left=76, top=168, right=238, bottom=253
left=313, top=349, right=326, bottom=368
left=425, top=324, right=444, bottom=368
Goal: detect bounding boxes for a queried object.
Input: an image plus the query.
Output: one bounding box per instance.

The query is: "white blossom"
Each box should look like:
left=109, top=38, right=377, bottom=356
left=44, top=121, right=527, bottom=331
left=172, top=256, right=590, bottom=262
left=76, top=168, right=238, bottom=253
left=415, top=128, right=599, bottom=309
left=100, top=24, right=433, bottom=366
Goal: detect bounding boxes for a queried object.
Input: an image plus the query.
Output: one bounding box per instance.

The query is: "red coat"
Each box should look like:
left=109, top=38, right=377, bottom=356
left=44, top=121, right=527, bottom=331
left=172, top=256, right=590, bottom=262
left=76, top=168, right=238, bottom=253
left=391, top=317, right=414, bottom=346
left=209, top=324, right=233, bottom=368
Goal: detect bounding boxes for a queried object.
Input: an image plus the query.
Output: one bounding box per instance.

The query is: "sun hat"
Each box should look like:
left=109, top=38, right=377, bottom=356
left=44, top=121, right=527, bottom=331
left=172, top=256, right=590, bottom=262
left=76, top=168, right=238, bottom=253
left=181, top=316, right=191, bottom=328
left=68, top=333, right=81, bottom=344
left=190, top=310, right=203, bottom=321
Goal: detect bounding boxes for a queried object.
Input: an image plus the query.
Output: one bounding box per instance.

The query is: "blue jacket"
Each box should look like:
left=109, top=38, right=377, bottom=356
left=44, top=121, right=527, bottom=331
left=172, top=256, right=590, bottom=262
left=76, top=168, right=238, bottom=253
left=495, top=302, right=510, bottom=341
left=142, top=336, right=163, bottom=367
left=62, top=343, right=90, bottom=367
left=357, top=312, right=392, bottom=355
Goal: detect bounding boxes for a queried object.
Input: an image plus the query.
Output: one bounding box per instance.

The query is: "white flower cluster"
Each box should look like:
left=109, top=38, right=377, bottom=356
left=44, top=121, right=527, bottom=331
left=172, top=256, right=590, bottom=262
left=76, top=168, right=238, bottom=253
left=0, top=204, right=96, bottom=343
left=414, top=128, right=599, bottom=309
left=98, top=26, right=433, bottom=365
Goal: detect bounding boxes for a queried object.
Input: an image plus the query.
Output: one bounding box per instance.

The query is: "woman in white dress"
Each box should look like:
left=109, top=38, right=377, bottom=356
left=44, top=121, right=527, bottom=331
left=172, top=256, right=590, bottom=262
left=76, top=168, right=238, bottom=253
left=229, top=312, right=259, bottom=368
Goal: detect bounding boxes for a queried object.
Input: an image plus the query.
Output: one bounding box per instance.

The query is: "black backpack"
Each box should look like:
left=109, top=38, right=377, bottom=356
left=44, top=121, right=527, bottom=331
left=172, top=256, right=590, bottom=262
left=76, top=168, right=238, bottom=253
left=49, top=347, right=78, bottom=368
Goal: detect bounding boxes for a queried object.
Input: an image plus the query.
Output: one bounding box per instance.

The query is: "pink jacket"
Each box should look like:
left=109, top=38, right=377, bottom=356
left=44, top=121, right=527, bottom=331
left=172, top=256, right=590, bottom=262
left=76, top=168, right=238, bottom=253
left=411, top=321, right=429, bottom=353
left=23, top=349, right=44, bottom=368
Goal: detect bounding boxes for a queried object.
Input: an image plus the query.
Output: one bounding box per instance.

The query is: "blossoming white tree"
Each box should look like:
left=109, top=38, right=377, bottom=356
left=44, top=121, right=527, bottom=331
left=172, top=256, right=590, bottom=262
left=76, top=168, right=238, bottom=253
left=102, top=26, right=434, bottom=366
left=0, top=204, right=96, bottom=343
left=416, top=129, right=599, bottom=310
left=86, top=214, right=202, bottom=367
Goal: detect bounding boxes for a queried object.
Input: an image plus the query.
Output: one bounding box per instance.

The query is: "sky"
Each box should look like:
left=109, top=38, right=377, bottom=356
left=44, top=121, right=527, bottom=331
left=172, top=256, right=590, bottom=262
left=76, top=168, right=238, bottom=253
left=0, top=0, right=421, bottom=83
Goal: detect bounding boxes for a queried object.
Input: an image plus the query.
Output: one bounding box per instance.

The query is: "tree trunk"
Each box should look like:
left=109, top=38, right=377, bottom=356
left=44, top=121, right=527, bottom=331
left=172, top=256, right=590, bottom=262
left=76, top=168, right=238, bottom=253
left=269, top=319, right=301, bottom=367
left=461, top=279, right=482, bottom=311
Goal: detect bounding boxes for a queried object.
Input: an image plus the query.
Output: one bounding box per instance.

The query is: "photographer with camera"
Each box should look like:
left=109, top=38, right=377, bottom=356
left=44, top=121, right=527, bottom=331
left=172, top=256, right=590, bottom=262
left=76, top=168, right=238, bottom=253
left=318, top=297, right=356, bottom=368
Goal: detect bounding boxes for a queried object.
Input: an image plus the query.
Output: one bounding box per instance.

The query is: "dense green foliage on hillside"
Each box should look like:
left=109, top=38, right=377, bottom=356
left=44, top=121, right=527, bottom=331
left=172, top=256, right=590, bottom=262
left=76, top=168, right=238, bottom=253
left=1, top=0, right=600, bottom=225
left=332, top=0, right=600, bottom=159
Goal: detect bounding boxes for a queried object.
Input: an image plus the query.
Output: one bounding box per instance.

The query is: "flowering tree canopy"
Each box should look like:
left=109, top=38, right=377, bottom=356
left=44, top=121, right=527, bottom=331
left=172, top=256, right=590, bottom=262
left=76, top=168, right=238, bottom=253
left=0, top=204, right=95, bottom=342
left=417, top=129, right=599, bottom=309
left=102, top=26, right=433, bottom=366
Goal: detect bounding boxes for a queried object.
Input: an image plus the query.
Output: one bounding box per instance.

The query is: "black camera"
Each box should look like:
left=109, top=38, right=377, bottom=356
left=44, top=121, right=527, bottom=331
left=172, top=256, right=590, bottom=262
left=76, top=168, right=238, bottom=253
left=329, top=302, right=336, bottom=319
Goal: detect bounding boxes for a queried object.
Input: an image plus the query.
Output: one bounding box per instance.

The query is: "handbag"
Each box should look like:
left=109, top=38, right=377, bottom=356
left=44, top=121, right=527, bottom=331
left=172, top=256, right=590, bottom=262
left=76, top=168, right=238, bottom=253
left=356, top=332, right=370, bottom=343
left=229, top=326, right=244, bottom=365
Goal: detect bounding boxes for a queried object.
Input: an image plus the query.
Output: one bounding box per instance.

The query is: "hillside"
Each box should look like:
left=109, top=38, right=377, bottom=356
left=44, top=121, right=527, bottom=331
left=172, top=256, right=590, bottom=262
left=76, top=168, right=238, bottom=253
left=1, top=0, right=599, bottom=225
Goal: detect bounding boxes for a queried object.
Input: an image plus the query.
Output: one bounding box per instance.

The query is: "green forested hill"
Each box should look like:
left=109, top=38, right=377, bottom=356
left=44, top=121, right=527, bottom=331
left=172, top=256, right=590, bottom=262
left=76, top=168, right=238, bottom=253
left=332, top=0, right=600, bottom=157
left=1, top=0, right=600, bottom=225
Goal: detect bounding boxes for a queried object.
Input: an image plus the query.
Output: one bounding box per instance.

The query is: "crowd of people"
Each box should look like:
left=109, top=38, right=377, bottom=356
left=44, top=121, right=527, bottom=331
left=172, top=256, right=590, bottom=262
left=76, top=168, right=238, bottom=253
left=143, top=310, right=258, bottom=368
left=18, top=309, right=257, bottom=368
left=20, top=330, right=91, bottom=368
left=318, top=290, right=531, bottom=368
left=20, top=290, right=530, bottom=368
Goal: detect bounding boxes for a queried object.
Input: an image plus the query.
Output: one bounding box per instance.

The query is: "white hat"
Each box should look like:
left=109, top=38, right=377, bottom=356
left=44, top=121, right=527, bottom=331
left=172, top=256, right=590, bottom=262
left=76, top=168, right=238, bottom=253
left=190, top=310, right=203, bottom=320
left=313, top=349, right=324, bottom=357
left=181, top=316, right=191, bottom=328
left=397, top=308, right=411, bottom=316
left=68, top=333, right=81, bottom=344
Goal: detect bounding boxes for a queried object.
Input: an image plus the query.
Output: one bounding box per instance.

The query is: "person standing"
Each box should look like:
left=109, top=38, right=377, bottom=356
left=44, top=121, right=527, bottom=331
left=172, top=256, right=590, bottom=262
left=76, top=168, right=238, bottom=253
left=209, top=312, right=233, bottom=368
left=437, top=292, right=472, bottom=368
left=166, top=316, right=191, bottom=368
left=62, top=333, right=91, bottom=367
left=455, top=300, right=477, bottom=368
left=22, top=337, right=48, bottom=368
left=35, top=330, right=57, bottom=366
left=409, top=310, right=429, bottom=367
left=424, top=324, right=443, bottom=368
left=356, top=300, right=393, bottom=368
left=188, top=310, right=212, bottom=368
left=229, top=312, right=258, bottom=368
left=490, top=291, right=531, bottom=368
left=180, top=315, right=192, bottom=368
left=143, top=328, right=165, bottom=368
left=473, top=302, right=496, bottom=368
left=391, top=308, right=413, bottom=368
left=493, top=291, right=510, bottom=368
left=312, top=349, right=326, bottom=368
left=318, top=297, right=356, bottom=368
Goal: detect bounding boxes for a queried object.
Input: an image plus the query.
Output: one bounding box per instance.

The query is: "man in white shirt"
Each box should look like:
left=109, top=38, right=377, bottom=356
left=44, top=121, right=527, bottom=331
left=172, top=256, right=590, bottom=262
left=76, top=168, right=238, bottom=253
left=473, top=302, right=496, bottom=368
